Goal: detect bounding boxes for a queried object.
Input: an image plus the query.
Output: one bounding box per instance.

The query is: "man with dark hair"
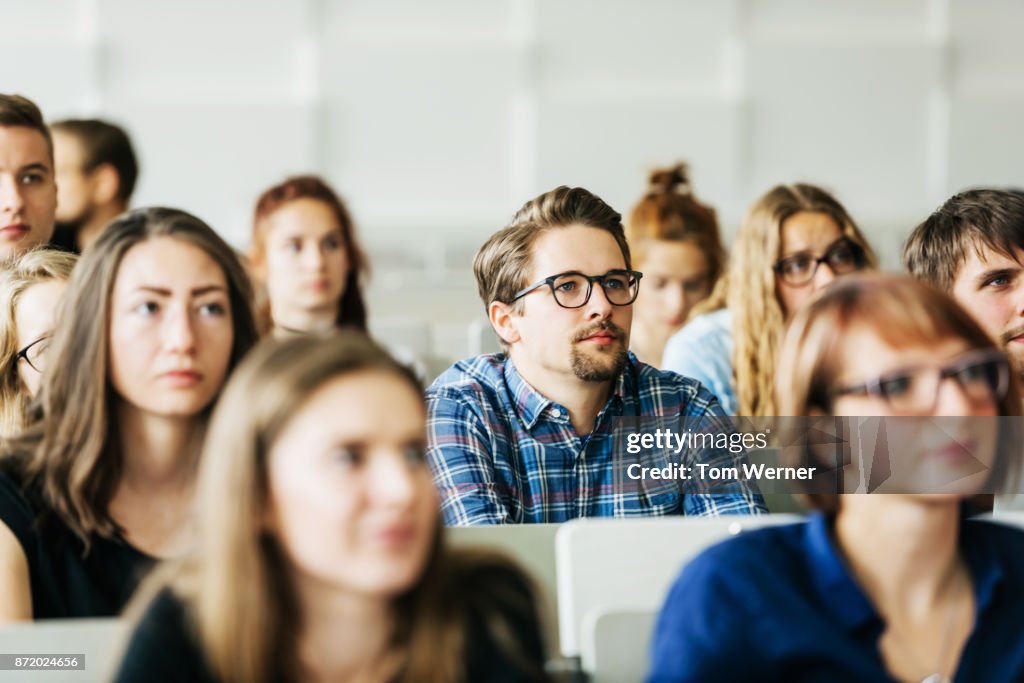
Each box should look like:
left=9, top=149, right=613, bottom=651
left=50, top=118, right=139, bottom=252
left=0, top=93, right=57, bottom=260
left=426, top=186, right=765, bottom=525
left=904, top=189, right=1024, bottom=377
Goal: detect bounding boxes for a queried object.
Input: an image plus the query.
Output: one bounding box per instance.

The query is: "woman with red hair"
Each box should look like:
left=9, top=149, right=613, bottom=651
left=250, top=176, right=368, bottom=336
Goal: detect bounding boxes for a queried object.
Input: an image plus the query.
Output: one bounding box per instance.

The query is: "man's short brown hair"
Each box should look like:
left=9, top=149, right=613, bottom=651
left=903, top=188, right=1024, bottom=291
left=0, top=94, right=53, bottom=160
left=50, top=119, right=138, bottom=203
left=473, top=186, right=632, bottom=312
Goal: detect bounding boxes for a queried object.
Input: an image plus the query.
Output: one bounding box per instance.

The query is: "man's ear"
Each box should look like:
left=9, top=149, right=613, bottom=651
left=91, top=164, right=121, bottom=206
left=488, top=300, right=521, bottom=346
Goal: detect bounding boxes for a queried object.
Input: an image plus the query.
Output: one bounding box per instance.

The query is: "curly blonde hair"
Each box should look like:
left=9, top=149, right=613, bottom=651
left=693, top=184, right=876, bottom=416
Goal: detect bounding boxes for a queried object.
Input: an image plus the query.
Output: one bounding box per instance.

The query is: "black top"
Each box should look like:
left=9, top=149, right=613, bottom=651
left=48, top=227, right=81, bottom=254
left=113, top=560, right=550, bottom=683
left=0, top=469, right=155, bottom=619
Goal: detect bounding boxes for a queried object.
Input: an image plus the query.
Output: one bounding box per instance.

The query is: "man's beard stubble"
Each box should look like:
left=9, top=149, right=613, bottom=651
left=999, top=325, right=1024, bottom=385
left=569, top=320, right=629, bottom=382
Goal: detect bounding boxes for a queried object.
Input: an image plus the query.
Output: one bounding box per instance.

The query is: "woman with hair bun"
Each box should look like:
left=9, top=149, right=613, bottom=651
left=625, top=163, right=724, bottom=366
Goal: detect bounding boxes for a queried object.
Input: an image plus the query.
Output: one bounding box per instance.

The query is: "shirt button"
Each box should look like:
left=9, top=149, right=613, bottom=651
left=551, top=408, right=561, bottom=418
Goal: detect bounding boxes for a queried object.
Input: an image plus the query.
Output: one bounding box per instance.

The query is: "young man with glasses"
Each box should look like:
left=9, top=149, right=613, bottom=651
left=426, top=186, right=766, bottom=525
left=904, top=189, right=1024, bottom=383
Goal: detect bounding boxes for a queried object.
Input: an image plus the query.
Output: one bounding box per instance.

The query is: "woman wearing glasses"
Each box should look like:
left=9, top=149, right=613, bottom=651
left=0, top=248, right=77, bottom=436
left=114, top=333, right=548, bottom=683
left=0, top=208, right=258, bottom=619
left=625, top=163, right=724, bottom=366
left=249, top=175, right=368, bottom=336
left=663, top=183, right=876, bottom=415
left=648, top=274, right=1024, bottom=683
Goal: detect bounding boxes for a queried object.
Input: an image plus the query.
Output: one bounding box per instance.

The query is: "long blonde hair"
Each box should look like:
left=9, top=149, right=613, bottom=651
left=706, top=184, right=876, bottom=416
left=133, top=332, right=545, bottom=683
left=0, top=248, right=77, bottom=436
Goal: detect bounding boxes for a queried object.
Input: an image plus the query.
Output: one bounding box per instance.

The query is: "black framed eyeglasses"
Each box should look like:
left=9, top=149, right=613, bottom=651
left=833, top=348, right=1010, bottom=413
left=16, top=335, right=50, bottom=373
left=512, top=269, right=643, bottom=309
left=773, top=238, right=865, bottom=286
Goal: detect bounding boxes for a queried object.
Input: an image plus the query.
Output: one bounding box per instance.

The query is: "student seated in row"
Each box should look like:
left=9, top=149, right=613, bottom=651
left=904, top=188, right=1024, bottom=384
left=0, top=248, right=77, bottom=436
left=625, top=163, right=723, bottom=368
left=249, top=175, right=369, bottom=336
left=663, top=183, right=875, bottom=415
left=0, top=208, right=257, bottom=619
left=426, top=185, right=765, bottom=525
left=49, top=118, right=139, bottom=253
left=0, top=94, right=57, bottom=260
left=648, top=274, right=1024, bottom=683
left=114, top=332, right=549, bottom=683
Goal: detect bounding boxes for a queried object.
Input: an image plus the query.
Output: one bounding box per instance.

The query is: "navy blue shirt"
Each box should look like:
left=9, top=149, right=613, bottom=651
left=647, top=512, right=1024, bottom=683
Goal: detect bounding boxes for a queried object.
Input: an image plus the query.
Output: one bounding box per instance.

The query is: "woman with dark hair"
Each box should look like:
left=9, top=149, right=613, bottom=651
left=0, top=208, right=258, bottom=620
left=249, top=175, right=368, bottom=336
left=648, top=274, right=1024, bottom=682
left=114, top=332, right=548, bottom=683
left=626, top=163, right=724, bottom=367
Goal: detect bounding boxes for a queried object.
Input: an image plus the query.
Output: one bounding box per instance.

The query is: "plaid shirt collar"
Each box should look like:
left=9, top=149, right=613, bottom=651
left=502, top=353, right=631, bottom=431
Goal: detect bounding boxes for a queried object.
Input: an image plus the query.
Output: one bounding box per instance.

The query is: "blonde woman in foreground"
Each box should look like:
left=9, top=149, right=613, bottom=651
left=114, top=332, right=549, bottom=683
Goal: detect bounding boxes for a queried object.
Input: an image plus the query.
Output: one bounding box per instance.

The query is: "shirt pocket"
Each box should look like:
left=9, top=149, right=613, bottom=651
left=617, top=481, right=681, bottom=517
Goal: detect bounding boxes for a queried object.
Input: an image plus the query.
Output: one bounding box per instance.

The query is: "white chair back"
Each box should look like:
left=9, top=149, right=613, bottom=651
left=447, top=524, right=561, bottom=652
left=581, top=607, right=658, bottom=683
left=555, top=514, right=801, bottom=659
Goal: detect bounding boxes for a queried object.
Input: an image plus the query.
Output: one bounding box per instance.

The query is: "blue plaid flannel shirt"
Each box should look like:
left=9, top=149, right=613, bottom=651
left=426, top=352, right=767, bottom=525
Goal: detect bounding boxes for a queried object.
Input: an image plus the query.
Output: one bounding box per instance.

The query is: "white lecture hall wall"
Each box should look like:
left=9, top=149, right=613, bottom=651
left=2, top=0, right=1023, bottom=368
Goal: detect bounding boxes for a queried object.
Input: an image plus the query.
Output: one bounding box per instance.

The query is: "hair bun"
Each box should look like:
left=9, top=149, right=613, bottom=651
left=648, top=163, right=691, bottom=195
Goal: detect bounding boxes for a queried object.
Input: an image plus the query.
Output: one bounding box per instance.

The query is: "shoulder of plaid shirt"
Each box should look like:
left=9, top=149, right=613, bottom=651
left=425, top=351, right=767, bottom=525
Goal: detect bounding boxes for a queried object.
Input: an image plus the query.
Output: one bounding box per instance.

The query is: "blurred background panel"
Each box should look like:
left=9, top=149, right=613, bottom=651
left=7, top=0, right=1023, bottom=369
